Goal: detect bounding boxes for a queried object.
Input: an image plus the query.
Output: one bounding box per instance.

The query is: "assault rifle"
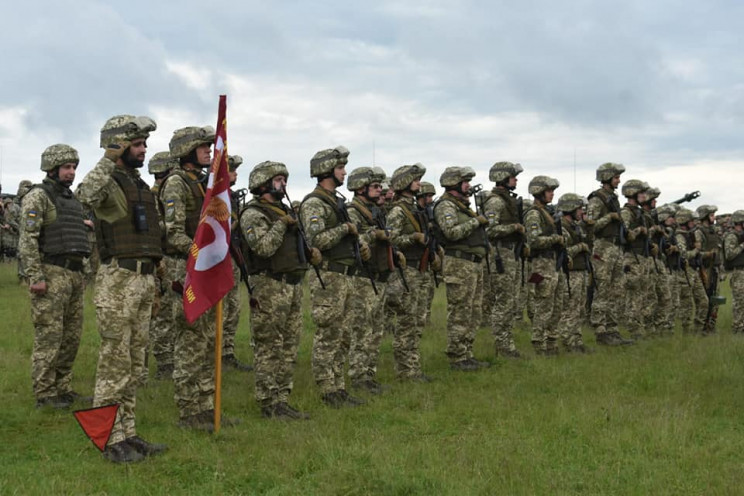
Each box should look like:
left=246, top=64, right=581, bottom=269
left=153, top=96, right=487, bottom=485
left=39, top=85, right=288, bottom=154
left=641, top=211, right=661, bottom=274
left=472, top=184, right=492, bottom=275
left=421, top=204, right=441, bottom=287
left=554, top=210, right=571, bottom=297
left=672, top=191, right=701, bottom=205
left=284, top=188, right=325, bottom=290
left=372, top=206, right=409, bottom=292
left=336, top=192, right=378, bottom=295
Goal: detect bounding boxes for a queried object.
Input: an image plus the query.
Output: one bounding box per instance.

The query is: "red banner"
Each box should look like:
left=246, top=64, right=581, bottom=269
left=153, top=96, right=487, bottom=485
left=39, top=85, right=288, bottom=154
left=183, top=95, right=235, bottom=323
left=73, top=404, right=119, bottom=452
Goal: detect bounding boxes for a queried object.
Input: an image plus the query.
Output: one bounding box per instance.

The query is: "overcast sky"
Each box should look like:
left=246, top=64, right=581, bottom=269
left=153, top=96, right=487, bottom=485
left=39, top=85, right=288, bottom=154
left=1, top=0, right=742, bottom=212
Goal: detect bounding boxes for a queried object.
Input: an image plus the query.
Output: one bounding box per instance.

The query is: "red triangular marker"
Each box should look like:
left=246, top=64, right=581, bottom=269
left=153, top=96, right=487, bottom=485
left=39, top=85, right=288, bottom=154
left=73, top=404, right=119, bottom=452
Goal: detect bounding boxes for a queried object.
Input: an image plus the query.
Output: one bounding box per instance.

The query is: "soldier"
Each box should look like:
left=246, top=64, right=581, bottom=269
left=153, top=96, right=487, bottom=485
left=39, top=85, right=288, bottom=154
left=416, top=181, right=439, bottom=326
left=386, top=164, right=436, bottom=381
left=723, top=210, right=744, bottom=334
left=159, top=125, right=240, bottom=431
left=12, top=180, right=33, bottom=279
left=222, top=155, right=252, bottom=371
left=694, top=205, right=722, bottom=333
left=642, top=187, right=673, bottom=336
left=433, top=166, right=490, bottom=371
left=300, top=146, right=367, bottom=408
left=586, top=163, right=634, bottom=346
left=2, top=191, right=20, bottom=261
left=482, top=161, right=527, bottom=358
left=656, top=204, right=682, bottom=334
left=146, top=151, right=179, bottom=380
left=76, top=115, right=166, bottom=463
left=240, top=161, right=316, bottom=419
left=675, top=208, right=708, bottom=333
left=523, top=176, right=564, bottom=355
left=555, top=193, right=594, bottom=353
left=19, top=144, right=90, bottom=411
left=345, top=166, right=396, bottom=391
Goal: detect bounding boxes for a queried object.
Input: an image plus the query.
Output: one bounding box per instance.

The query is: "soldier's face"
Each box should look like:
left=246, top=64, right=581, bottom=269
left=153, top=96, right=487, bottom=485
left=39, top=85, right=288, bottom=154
left=544, top=189, right=555, bottom=203
left=460, top=180, right=471, bottom=194
left=410, top=178, right=421, bottom=192
left=385, top=189, right=394, bottom=200
left=508, top=176, right=517, bottom=189
left=333, top=165, right=346, bottom=184
left=367, top=182, right=382, bottom=199
left=228, top=169, right=238, bottom=186
left=272, top=175, right=287, bottom=193
left=611, top=176, right=621, bottom=188
left=57, top=163, right=78, bottom=186
left=125, top=139, right=147, bottom=168
left=195, top=143, right=212, bottom=167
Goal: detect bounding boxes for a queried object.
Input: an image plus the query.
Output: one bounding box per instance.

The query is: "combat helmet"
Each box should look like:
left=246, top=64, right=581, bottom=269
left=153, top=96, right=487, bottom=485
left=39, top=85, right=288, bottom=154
left=489, top=161, right=523, bottom=184
left=695, top=204, right=717, bottom=221
left=440, top=166, right=476, bottom=188
left=100, top=115, right=156, bottom=149
left=596, top=162, right=626, bottom=182
left=169, top=126, right=215, bottom=159
left=249, top=161, right=289, bottom=194
left=347, top=167, right=386, bottom=191
left=646, top=186, right=661, bottom=201
left=621, top=179, right=648, bottom=198
left=731, top=210, right=744, bottom=224
left=41, top=144, right=79, bottom=172
left=656, top=204, right=677, bottom=222
left=675, top=208, right=694, bottom=224
left=528, top=175, right=560, bottom=196
left=148, top=151, right=177, bottom=175
left=391, top=163, right=426, bottom=192
left=228, top=155, right=243, bottom=171
left=310, top=146, right=349, bottom=178
left=16, top=180, right=33, bottom=198
left=417, top=181, right=436, bottom=197
left=557, top=193, right=585, bottom=213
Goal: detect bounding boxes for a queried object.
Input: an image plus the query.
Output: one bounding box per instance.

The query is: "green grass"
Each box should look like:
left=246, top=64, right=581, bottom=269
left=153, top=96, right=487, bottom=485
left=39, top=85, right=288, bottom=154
left=1, top=261, right=742, bottom=495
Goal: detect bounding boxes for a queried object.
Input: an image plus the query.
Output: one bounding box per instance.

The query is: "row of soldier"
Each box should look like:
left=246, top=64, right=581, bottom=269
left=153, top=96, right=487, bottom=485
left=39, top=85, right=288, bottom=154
left=16, top=114, right=744, bottom=465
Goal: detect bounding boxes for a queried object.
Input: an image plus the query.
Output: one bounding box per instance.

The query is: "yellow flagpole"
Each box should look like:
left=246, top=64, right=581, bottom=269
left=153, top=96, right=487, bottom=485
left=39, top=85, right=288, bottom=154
left=214, top=299, right=223, bottom=434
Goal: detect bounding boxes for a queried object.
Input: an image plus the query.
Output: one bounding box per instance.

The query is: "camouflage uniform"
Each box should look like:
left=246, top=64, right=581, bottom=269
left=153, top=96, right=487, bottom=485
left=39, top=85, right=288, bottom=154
left=675, top=218, right=708, bottom=333
left=644, top=204, right=673, bottom=336
left=221, top=190, right=246, bottom=366
left=78, top=132, right=161, bottom=447
left=2, top=197, right=20, bottom=259
left=20, top=166, right=90, bottom=406
left=694, top=209, right=722, bottom=333
left=723, top=218, right=744, bottom=334
left=433, top=176, right=487, bottom=367
left=620, top=199, right=651, bottom=339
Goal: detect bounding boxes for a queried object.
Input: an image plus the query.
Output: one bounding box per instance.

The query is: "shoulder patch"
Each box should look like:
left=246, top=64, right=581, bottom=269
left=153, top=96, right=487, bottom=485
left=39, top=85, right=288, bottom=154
left=309, top=216, right=319, bottom=223
left=27, top=210, right=37, bottom=218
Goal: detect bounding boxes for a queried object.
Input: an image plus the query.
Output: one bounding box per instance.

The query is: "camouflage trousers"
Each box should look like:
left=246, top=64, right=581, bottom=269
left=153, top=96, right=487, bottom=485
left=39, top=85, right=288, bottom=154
left=677, top=266, right=708, bottom=333
left=481, top=262, right=495, bottom=328
left=557, top=270, right=589, bottom=347
left=622, top=253, right=650, bottom=337
left=222, top=261, right=242, bottom=357
left=172, top=258, right=216, bottom=419
left=730, top=269, right=744, bottom=334
left=668, top=269, right=681, bottom=325
left=347, top=275, right=386, bottom=382
left=590, top=240, right=625, bottom=336
left=310, top=268, right=354, bottom=395
left=488, top=253, right=520, bottom=353
left=529, top=258, right=562, bottom=349
left=644, top=261, right=673, bottom=335
left=149, top=256, right=179, bottom=368
left=92, top=261, right=155, bottom=445
left=30, top=264, right=84, bottom=401
left=443, top=256, right=483, bottom=364
left=423, top=271, right=436, bottom=326
left=385, top=266, right=429, bottom=378
left=250, top=273, right=303, bottom=407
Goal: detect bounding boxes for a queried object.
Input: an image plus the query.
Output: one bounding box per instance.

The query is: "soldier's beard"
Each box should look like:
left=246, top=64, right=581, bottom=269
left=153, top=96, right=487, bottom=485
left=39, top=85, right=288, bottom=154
left=123, top=153, right=145, bottom=169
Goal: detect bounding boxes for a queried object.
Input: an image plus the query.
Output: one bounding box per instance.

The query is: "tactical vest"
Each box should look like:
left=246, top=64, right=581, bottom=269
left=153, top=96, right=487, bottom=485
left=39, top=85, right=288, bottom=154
left=724, top=232, right=744, bottom=270
left=588, top=188, right=622, bottom=240
left=698, top=224, right=720, bottom=269
left=680, top=228, right=700, bottom=268
left=664, top=227, right=681, bottom=270
left=302, top=187, right=356, bottom=263
left=160, top=169, right=204, bottom=239
left=36, top=181, right=91, bottom=258
left=433, top=193, right=486, bottom=257
left=348, top=198, right=392, bottom=275
left=564, top=218, right=588, bottom=271
left=390, top=197, right=426, bottom=263
left=492, top=188, right=522, bottom=243
left=239, top=199, right=308, bottom=275
left=95, top=170, right=162, bottom=261
left=622, top=204, right=647, bottom=254
left=526, top=205, right=557, bottom=258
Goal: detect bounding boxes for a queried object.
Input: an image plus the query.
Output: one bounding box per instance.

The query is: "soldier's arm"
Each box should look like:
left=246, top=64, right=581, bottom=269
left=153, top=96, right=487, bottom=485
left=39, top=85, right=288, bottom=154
left=241, top=208, right=286, bottom=258
left=676, top=233, right=696, bottom=259
left=76, top=157, right=128, bottom=223
left=620, top=208, right=640, bottom=237
left=162, top=176, right=193, bottom=254
left=587, top=198, right=613, bottom=231
left=300, top=198, right=350, bottom=250
left=525, top=210, right=556, bottom=250
left=348, top=207, right=375, bottom=246
left=388, top=206, right=417, bottom=247
left=484, top=196, right=519, bottom=239
left=434, top=201, right=479, bottom=241
left=18, top=190, right=52, bottom=286
left=723, top=233, right=744, bottom=261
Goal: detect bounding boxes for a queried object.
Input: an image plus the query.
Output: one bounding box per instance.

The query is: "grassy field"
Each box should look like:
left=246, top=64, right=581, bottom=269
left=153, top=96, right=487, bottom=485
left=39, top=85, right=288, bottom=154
left=1, top=261, right=742, bottom=495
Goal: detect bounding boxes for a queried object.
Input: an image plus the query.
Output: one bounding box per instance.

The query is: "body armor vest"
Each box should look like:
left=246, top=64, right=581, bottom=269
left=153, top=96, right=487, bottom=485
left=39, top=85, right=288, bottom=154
left=348, top=198, right=392, bottom=275
left=665, top=227, right=681, bottom=270
left=433, top=193, right=486, bottom=256
left=37, top=180, right=91, bottom=258
left=622, top=204, right=647, bottom=254
left=303, top=187, right=356, bottom=263
left=240, top=199, right=308, bottom=275
left=589, top=188, right=622, bottom=240
left=391, top=197, right=426, bottom=263
left=526, top=205, right=557, bottom=258
left=492, top=188, right=522, bottom=243
left=680, top=228, right=700, bottom=268
left=698, top=225, right=720, bottom=269
left=564, top=218, right=588, bottom=271
left=724, top=232, right=744, bottom=270
left=161, top=169, right=204, bottom=239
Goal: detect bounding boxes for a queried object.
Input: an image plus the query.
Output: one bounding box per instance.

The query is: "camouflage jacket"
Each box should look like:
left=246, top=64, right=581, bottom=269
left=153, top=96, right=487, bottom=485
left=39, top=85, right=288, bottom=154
left=159, top=168, right=205, bottom=255
left=483, top=187, right=523, bottom=242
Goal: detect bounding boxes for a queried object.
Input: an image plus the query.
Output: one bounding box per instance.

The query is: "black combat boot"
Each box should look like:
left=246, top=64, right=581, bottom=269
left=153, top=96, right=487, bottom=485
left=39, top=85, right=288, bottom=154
left=336, top=389, right=366, bottom=407
left=275, top=402, right=310, bottom=420
left=155, top=363, right=174, bottom=380
left=222, top=354, right=254, bottom=371
left=321, top=391, right=345, bottom=409
left=35, top=396, right=70, bottom=410
left=127, top=436, right=168, bottom=457
left=102, top=440, right=145, bottom=463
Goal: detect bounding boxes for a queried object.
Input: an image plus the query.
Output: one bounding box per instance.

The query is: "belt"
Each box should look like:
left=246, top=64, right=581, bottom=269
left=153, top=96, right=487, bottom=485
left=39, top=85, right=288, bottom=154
left=530, top=251, right=555, bottom=260
left=104, top=258, right=156, bottom=275
left=262, top=271, right=305, bottom=285
left=43, top=255, right=84, bottom=272
left=445, top=249, right=483, bottom=264
left=322, top=261, right=357, bottom=276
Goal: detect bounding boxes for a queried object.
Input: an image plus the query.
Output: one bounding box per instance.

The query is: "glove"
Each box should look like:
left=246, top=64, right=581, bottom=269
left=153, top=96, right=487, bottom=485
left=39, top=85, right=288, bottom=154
left=412, top=232, right=427, bottom=245
left=309, top=247, right=322, bottom=266
left=650, top=243, right=659, bottom=257
left=521, top=244, right=531, bottom=258
left=374, top=229, right=390, bottom=241
left=280, top=215, right=297, bottom=226
left=637, top=226, right=648, bottom=236
left=359, top=241, right=371, bottom=261
left=346, top=222, right=358, bottom=237
left=664, top=245, right=679, bottom=255
left=395, top=250, right=407, bottom=269
left=626, top=230, right=636, bottom=242
left=437, top=245, right=445, bottom=258
left=513, top=223, right=525, bottom=234
left=432, top=254, right=443, bottom=272
left=552, top=234, right=564, bottom=246
left=103, top=141, right=130, bottom=162
left=476, top=215, right=489, bottom=226
left=577, top=242, right=590, bottom=253
left=567, top=257, right=574, bottom=270
left=608, top=212, right=622, bottom=221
